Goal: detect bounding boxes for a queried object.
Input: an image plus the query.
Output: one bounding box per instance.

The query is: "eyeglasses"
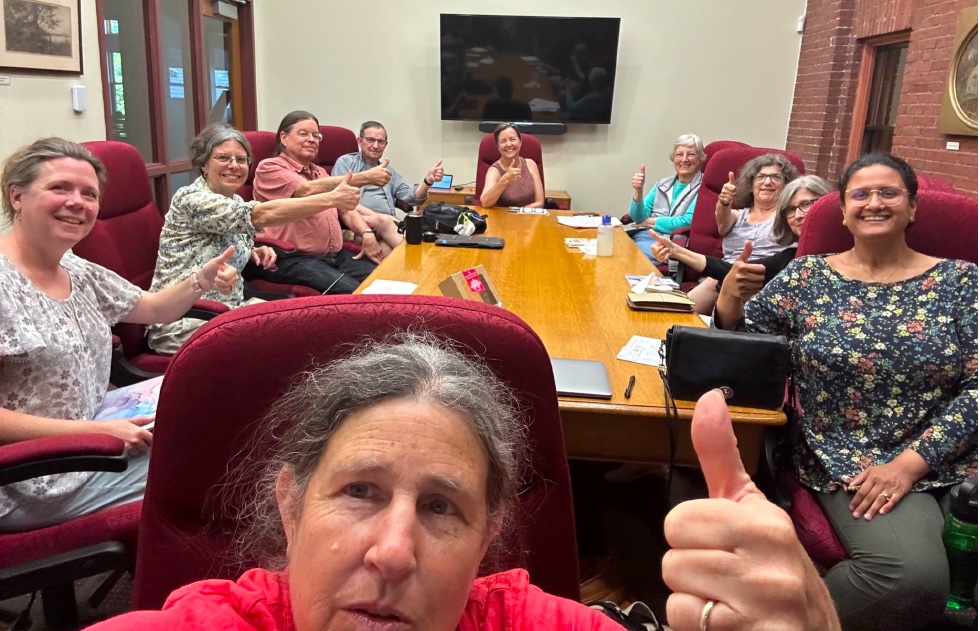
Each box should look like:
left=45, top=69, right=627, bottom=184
left=359, top=136, right=388, bottom=146
left=784, top=198, right=818, bottom=216
left=674, top=151, right=699, bottom=160
left=210, top=154, right=250, bottom=166
left=844, top=187, right=908, bottom=205
left=294, top=130, right=323, bottom=141
left=754, top=172, right=786, bottom=184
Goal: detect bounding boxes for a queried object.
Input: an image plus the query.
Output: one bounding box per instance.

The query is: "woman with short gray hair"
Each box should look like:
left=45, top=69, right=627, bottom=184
left=147, top=123, right=360, bottom=354
left=626, top=133, right=705, bottom=264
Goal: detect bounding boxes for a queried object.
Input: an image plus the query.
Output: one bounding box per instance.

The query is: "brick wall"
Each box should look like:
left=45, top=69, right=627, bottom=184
left=786, top=0, right=978, bottom=198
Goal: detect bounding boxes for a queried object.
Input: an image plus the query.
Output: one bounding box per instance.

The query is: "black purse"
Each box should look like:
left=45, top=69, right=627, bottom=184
left=420, top=202, right=488, bottom=234
left=663, top=325, right=790, bottom=409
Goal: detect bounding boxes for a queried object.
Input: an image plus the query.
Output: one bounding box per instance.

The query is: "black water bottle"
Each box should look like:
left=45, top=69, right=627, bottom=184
left=405, top=211, right=424, bottom=245
left=943, top=476, right=978, bottom=610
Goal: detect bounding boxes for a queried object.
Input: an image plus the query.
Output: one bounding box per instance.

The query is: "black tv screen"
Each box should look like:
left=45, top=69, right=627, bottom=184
left=440, top=14, right=621, bottom=125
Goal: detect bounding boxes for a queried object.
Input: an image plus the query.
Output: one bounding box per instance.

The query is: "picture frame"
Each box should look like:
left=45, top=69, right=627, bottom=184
left=938, top=6, right=978, bottom=136
left=0, top=0, right=82, bottom=74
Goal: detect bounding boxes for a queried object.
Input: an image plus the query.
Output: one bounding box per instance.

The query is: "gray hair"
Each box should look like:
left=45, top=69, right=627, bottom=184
left=1, top=137, right=106, bottom=222
left=226, top=333, right=528, bottom=570
left=668, top=133, right=706, bottom=163
left=189, top=123, right=252, bottom=174
left=772, top=174, right=832, bottom=246
left=358, top=120, right=387, bottom=139
left=733, top=153, right=801, bottom=208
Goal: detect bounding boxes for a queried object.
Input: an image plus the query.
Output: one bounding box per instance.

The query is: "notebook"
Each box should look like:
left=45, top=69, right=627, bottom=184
left=550, top=358, right=613, bottom=400
left=626, top=291, right=695, bottom=313
left=429, top=174, right=453, bottom=190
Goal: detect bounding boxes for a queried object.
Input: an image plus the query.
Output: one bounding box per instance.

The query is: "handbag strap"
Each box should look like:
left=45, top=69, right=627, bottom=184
left=657, top=366, right=678, bottom=495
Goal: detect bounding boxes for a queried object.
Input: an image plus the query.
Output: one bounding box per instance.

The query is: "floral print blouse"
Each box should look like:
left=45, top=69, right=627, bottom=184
left=0, top=252, right=141, bottom=518
left=745, top=256, right=978, bottom=493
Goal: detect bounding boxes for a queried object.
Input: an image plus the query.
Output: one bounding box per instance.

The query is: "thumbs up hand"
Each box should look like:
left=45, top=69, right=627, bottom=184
left=662, top=390, right=841, bottom=631
left=198, top=245, right=238, bottom=295
left=427, top=159, right=445, bottom=184
left=631, top=164, right=646, bottom=193
left=719, top=171, right=737, bottom=207
left=720, top=240, right=767, bottom=303
left=364, top=160, right=393, bottom=187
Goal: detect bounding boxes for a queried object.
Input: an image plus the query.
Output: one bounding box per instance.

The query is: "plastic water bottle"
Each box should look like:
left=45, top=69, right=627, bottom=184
left=942, top=476, right=978, bottom=610
left=597, top=214, right=614, bottom=257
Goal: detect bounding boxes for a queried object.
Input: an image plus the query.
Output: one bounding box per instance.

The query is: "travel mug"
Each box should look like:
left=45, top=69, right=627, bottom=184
left=405, top=212, right=424, bottom=244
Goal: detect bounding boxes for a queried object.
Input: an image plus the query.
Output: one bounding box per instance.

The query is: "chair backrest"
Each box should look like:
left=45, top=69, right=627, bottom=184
left=702, top=140, right=749, bottom=171
left=75, top=141, right=164, bottom=359
left=474, top=132, right=546, bottom=198
left=683, top=146, right=806, bottom=285
left=796, top=190, right=979, bottom=263
left=315, top=125, right=358, bottom=175
left=238, top=131, right=278, bottom=202
left=917, top=172, right=957, bottom=194
left=132, top=295, right=581, bottom=609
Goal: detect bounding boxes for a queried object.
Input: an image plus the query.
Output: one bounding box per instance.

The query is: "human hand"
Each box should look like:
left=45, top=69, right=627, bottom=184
left=353, top=232, right=384, bottom=264
left=250, top=246, right=278, bottom=270
left=501, top=166, right=522, bottom=184
left=719, top=241, right=765, bottom=302
left=427, top=160, right=444, bottom=185
left=651, top=231, right=676, bottom=261
left=198, top=246, right=237, bottom=295
left=663, top=390, right=841, bottom=631
left=331, top=173, right=361, bottom=212
left=94, top=417, right=154, bottom=454
left=631, top=164, right=646, bottom=193
left=363, top=159, right=392, bottom=187
left=718, top=171, right=737, bottom=207
left=846, top=453, right=926, bottom=520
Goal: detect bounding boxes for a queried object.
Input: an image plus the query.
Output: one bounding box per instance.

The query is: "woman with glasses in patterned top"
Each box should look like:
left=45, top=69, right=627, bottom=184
left=652, top=175, right=831, bottom=302
left=716, top=153, right=977, bottom=631
left=146, top=123, right=360, bottom=354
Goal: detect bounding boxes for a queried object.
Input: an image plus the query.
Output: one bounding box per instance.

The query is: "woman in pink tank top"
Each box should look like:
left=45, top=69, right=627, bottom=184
left=479, top=123, right=545, bottom=208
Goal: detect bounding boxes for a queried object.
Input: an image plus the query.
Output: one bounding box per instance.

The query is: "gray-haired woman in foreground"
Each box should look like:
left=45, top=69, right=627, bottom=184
left=146, top=123, right=361, bottom=354
left=88, top=335, right=840, bottom=631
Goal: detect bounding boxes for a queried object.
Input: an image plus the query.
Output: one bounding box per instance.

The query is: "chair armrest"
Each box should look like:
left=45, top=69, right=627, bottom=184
left=670, top=229, right=690, bottom=247
left=184, top=299, right=229, bottom=321
left=244, top=282, right=295, bottom=302
left=252, top=236, right=296, bottom=252
left=341, top=240, right=361, bottom=255
left=394, top=199, right=414, bottom=214
left=464, top=195, right=479, bottom=206
left=0, top=435, right=127, bottom=487
left=110, top=339, right=162, bottom=387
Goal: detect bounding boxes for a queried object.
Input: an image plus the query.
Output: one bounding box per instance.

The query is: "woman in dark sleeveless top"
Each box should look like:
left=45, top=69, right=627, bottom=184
left=479, top=123, right=545, bottom=208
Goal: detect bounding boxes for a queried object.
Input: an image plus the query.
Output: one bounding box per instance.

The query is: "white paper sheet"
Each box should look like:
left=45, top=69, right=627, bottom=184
left=360, top=280, right=418, bottom=295
left=557, top=216, right=623, bottom=229
left=617, top=336, right=665, bottom=367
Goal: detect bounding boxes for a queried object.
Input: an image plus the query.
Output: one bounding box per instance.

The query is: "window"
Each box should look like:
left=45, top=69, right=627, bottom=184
left=847, top=35, right=910, bottom=161
left=96, top=0, right=256, bottom=209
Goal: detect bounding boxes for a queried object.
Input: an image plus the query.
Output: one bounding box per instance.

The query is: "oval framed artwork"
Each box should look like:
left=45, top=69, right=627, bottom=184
left=939, top=7, right=979, bottom=136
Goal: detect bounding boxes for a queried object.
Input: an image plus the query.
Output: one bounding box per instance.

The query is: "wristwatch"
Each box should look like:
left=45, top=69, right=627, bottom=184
left=423, top=177, right=433, bottom=186
left=361, top=228, right=376, bottom=237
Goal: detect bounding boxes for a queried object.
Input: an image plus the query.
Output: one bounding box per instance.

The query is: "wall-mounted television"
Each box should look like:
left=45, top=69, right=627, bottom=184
left=440, top=14, right=622, bottom=125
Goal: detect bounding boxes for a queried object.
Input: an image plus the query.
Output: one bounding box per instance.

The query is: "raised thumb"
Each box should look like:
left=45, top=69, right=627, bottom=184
left=640, top=163, right=646, bottom=174
left=691, top=390, right=757, bottom=502
left=652, top=232, right=671, bottom=247
left=736, top=240, right=753, bottom=263
left=434, top=159, right=443, bottom=168
left=381, top=158, right=390, bottom=168
left=344, top=172, right=354, bottom=185
left=728, top=171, right=736, bottom=185
left=217, top=245, right=235, bottom=264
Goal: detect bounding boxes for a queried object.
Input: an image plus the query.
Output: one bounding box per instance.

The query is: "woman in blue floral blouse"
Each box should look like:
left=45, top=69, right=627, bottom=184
left=716, top=153, right=977, bottom=631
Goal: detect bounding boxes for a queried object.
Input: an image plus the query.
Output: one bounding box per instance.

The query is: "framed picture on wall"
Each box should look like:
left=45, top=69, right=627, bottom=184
left=0, top=0, right=82, bottom=74
left=938, top=6, right=978, bottom=137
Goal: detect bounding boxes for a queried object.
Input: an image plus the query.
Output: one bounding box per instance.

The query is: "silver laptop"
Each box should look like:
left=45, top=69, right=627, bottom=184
left=550, top=358, right=613, bottom=400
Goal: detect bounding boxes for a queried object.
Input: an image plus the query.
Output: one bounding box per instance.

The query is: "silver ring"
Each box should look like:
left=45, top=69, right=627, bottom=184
left=700, top=599, right=716, bottom=631
left=719, top=386, right=734, bottom=399
left=881, top=491, right=891, bottom=501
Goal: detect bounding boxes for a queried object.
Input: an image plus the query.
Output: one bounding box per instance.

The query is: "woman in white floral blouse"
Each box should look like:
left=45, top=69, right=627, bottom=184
left=716, top=153, right=977, bottom=631
left=0, top=137, right=239, bottom=530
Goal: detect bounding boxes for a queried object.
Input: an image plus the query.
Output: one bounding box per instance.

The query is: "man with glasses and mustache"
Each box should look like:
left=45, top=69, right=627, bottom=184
left=253, top=111, right=397, bottom=294
left=332, top=121, right=445, bottom=222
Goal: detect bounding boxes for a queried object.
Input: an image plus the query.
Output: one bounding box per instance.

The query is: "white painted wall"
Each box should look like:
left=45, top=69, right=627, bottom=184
left=253, top=0, right=805, bottom=211
left=0, top=0, right=106, bottom=155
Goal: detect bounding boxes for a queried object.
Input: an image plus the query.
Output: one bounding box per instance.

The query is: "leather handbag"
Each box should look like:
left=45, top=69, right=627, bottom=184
left=663, top=325, right=790, bottom=409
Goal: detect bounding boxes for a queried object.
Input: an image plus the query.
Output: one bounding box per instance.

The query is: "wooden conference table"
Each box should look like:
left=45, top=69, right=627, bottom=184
left=356, top=208, right=784, bottom=473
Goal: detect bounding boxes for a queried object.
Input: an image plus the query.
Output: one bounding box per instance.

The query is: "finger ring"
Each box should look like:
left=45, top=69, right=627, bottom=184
left=700, top=600, right=717, bottom=631
left=881, top=491, right=891, bottom=501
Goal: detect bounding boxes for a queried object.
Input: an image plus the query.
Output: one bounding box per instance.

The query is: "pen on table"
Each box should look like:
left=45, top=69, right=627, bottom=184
left=624, top=375, right=636, bottom=399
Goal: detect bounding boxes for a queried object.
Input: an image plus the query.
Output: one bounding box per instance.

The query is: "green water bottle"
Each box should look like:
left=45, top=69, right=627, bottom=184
left=943, top=476, right=978, bottom=610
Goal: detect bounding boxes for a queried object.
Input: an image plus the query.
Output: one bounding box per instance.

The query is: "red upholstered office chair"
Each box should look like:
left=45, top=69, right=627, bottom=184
left=775, top=189, right=979, bottom=569
left=467, top=133, right=568, bottom=209
left=0, top=435, right=140, bottom=627
left=132, top=295, right=581, bottom=609
left=917, top=172, right=956, bottom=193
left=680, top=146, right=806, bottom=290
left=238, top=130, right=277, bottom=203
left=74, top=141, right=228, bottom=385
